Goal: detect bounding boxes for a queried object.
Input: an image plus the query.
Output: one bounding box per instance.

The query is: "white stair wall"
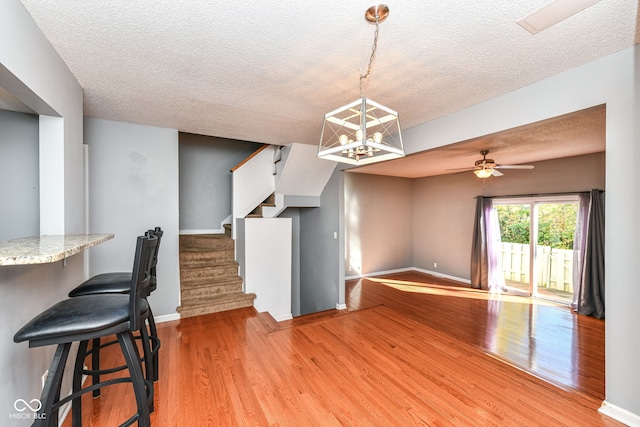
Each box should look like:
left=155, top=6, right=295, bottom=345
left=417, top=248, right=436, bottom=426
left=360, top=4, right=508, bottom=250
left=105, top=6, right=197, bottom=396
left=232, top=143, right=336, bottom=227
left=236, top=217, right=293, bottom=321
left=275, top=143, right=336, bottom=197
left=231, top=145, right=277, bottom=238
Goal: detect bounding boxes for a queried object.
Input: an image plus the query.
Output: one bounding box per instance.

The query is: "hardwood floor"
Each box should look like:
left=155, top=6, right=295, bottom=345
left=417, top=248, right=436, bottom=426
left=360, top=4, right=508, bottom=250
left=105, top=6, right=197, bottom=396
left=62, top=271, right=618, bottom=426
left=345, top=272, right=606, bottom=401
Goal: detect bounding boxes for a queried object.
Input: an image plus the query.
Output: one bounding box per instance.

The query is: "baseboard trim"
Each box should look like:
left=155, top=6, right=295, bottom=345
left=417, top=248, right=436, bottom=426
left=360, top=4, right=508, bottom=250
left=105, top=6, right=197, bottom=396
left=336, top=303, right=347, bottom=310
left=345, top=267, right=470, bottom=286
left=155, top=312, right=181, bottom=323
left=411, top=267, right=471, bottom=285
left=599, top=401, right=640, bottom=426
left=273, top=313, right=293, bottom=322
left=345, top=267, right=414, bottom=281
left=179, top=228, right=224, bottom=235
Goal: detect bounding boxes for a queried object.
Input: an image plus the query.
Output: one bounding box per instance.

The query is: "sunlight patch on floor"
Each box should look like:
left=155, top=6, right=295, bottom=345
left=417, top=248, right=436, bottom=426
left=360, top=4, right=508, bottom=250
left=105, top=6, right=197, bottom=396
left=367, top=277, right=561, bottom=307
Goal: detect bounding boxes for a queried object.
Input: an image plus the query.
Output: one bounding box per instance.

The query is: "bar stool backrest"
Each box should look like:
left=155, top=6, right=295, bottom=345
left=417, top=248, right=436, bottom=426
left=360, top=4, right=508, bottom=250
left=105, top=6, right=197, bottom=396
left=146, top=227, right=163, bottom=295
left=129, top=234, right=158, bottom=332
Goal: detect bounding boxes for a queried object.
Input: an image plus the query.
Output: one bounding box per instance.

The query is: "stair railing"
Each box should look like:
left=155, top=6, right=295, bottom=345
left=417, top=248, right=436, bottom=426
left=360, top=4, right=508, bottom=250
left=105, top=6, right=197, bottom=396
left=230, top=145, right=277, bottom=238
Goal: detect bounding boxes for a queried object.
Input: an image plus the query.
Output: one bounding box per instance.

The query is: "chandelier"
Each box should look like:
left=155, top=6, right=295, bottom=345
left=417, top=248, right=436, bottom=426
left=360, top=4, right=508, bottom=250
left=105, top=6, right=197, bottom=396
left=318, top=4, right=404, bottom=166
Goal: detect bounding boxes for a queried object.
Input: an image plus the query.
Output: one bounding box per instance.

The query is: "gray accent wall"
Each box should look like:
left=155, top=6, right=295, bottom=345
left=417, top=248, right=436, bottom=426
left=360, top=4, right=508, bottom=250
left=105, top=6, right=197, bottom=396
left=0, top=110, right=39, bottom=241
left=344, top=153, right=605, bottom=281
left=85, top=118, right=181, bottom=317
left=412, top=152, right=606, bottom=280
left=299, top=169, right=343, bottom=315
left=179, top=133, right=262, bottom=231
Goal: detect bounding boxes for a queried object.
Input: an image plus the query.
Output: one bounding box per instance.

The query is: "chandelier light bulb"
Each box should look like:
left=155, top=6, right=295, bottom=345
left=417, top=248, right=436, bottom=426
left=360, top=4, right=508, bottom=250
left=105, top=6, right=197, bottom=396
left=339, top=134, right=348, bottom=146
left=373, top=132, right=383, bottom=143
left=356, top=129, right=363, bottom=141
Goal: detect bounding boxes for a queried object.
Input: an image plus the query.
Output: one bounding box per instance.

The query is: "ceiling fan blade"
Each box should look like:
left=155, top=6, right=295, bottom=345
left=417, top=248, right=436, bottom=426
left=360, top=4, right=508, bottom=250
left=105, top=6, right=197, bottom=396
left=491, top=169, right=504, bottom=177
left=494, top=164, right=534, bottom=170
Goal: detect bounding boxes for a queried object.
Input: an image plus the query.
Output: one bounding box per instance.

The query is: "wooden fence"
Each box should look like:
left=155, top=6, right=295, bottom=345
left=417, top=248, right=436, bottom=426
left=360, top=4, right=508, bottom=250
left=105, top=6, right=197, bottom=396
left=500, top=242, right=574, bottom=293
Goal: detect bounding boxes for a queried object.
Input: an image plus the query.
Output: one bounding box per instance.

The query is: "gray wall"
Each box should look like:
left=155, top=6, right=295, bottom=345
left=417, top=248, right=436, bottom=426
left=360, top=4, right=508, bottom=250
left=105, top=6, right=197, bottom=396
left=1, top=2, right=85, bottom=425
left=344, top=153, right=605, bottom=281
left=85, top=118, right=181, bottom=317
left=412, top=152, right=606, bottom=280
left=299, top=170, right=343, bottom=315
left=344, top=173, right=413, bottom=276
left=179, top=133, right=262, bottom=232
left=0, top=110, right=39, bottom=241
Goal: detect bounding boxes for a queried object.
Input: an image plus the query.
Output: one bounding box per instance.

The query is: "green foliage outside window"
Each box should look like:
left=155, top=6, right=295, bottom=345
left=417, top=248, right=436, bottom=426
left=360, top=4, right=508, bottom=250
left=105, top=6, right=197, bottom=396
left=495, top=203, right=578, bottom=250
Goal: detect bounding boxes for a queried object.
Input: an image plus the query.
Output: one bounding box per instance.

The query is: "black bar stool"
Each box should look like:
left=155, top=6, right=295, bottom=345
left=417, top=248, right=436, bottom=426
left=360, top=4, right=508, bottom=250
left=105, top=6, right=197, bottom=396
left=69, top=227, right=163, bottom=394
left=13, top=234, right=157, bottom=427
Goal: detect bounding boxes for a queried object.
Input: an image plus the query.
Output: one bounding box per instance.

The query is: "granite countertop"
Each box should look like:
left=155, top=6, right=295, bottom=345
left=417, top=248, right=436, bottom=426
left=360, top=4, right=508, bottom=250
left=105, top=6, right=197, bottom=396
left=0, top=234, right=114, bottom=266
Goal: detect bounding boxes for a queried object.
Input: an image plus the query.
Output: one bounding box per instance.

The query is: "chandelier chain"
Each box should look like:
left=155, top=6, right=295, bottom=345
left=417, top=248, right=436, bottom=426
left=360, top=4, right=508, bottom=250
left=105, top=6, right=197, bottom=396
left=359, top=14, right=380, bottom=97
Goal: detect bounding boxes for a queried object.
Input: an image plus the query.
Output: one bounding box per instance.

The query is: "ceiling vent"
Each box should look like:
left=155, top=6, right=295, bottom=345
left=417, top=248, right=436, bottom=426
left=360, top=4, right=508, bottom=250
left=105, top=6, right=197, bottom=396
left=517, top=0, right=602, bottom=34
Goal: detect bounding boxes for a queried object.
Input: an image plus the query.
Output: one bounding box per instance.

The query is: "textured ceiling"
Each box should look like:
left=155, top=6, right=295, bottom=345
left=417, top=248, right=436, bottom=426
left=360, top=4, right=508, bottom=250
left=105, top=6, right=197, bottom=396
left=10, top=1, right=639, bottom=176
left=351, top=105, right=606, bottom=177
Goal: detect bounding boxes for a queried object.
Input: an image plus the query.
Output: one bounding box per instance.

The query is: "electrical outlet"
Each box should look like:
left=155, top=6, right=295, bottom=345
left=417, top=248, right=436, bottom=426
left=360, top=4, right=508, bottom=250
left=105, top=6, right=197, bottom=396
left=433, top=262, right=438, bottom=268
left=41, top=370, right=48, bottom=389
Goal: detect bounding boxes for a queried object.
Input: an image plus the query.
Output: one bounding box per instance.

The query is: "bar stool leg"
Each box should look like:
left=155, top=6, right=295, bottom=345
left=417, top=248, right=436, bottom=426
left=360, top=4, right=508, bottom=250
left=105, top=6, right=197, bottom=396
left=118, top=331, right=150, bottom=427
left=36, top=343, right=71, bottom=427
left=147, top=306, right=159, bottom=382
left=139, top=324, right=154, bottom=413
left=71, top=340, right=89, bottom=426
left=91, top=337, right=101, bottom=398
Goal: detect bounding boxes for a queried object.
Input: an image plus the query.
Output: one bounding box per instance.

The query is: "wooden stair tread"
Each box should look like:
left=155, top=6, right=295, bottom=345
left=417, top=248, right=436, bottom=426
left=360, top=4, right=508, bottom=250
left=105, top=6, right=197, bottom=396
left=177, top=293, right=257, bottom=318
left=179, top=234, right=234, bottom=250
left=180, top=291, right=256, bottom=306
left=180, top=260, right=238, bottom=270
left=179, top=233, right=254, bottom=318
left=180, top=276, right=243, bottom=287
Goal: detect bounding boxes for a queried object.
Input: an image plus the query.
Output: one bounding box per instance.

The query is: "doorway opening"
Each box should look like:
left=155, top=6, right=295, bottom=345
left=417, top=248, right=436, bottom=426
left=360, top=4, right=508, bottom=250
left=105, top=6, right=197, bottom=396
left=494, top=196, right=579, bottom=305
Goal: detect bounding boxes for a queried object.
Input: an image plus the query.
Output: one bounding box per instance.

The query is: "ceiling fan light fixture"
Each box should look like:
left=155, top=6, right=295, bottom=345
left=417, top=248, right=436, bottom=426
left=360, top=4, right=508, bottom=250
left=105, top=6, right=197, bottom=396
left=474, top=168, right=494, bottom=179
left=318, top=4, right=404, bottom=166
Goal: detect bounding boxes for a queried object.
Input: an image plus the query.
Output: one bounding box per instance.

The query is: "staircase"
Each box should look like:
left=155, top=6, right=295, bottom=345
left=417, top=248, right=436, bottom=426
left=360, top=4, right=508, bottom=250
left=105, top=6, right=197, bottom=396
left=178, top=234, right=256, bottom=318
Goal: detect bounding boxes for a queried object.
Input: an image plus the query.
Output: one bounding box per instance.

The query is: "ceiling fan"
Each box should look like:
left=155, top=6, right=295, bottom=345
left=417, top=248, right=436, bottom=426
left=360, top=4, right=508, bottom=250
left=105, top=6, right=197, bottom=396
left=451, top=150, right=534, bottom=178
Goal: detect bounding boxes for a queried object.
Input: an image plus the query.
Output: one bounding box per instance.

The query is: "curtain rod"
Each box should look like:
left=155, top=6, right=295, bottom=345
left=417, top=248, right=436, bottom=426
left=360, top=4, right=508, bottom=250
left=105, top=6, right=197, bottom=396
left=476, top=189, right=604, bottom=200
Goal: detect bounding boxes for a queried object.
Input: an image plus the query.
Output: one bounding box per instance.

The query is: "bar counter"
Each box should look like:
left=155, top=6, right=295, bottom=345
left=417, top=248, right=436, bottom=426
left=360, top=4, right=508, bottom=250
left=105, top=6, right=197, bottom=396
left=0, top=234, right=114, bottom=266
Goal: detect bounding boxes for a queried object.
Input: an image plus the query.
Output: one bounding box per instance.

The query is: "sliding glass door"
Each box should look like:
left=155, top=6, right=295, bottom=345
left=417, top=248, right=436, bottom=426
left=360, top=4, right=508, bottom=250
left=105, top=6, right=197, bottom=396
left=494, top=196, right=579, bottom=304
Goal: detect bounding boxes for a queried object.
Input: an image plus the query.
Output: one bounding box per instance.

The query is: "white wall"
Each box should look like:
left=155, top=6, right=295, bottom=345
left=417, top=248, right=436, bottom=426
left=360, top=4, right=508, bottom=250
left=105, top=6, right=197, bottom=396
left=276, top=143, right=337, bottom=196
left=84, top=118, right=180, bottom=317
left=403, top=46, right=640, bottom=424
left=238, top=218, right=292, bottom=321
left=277, top=208, right=301, bottom=317
left=0, top=2, right=85, bottom=424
